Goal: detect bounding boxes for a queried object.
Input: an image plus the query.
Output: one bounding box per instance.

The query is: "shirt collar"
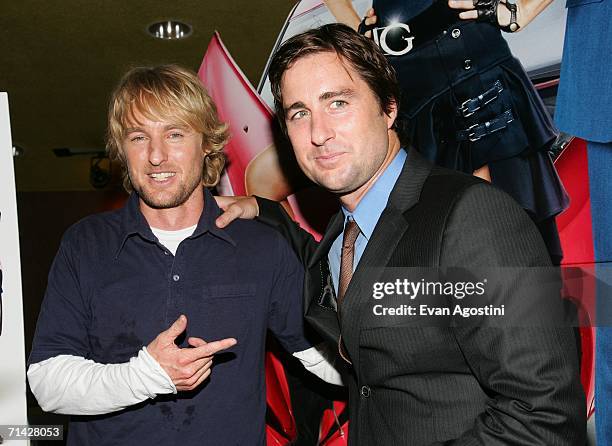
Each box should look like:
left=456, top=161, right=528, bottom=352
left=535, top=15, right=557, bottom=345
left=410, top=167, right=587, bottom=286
left=342, top=148, right=407, bottom=240
left=115, top=188, right=235, bottom=258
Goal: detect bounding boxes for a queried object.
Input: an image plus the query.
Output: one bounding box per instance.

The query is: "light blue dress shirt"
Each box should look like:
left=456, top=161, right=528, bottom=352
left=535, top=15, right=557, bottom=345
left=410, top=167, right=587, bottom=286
left=328, top=149, right=407, bottom=294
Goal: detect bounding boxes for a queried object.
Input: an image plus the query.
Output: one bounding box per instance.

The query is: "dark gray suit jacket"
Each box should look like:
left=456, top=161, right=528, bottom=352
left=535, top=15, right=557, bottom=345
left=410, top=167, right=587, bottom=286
left=257, top=148, right=585, bottom=445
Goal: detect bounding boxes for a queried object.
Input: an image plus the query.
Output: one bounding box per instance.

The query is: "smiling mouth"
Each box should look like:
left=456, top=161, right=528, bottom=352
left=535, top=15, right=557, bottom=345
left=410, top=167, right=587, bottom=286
left=148, top=172, right=176, bottom=182
left=316, top=152, right=345, bottom=161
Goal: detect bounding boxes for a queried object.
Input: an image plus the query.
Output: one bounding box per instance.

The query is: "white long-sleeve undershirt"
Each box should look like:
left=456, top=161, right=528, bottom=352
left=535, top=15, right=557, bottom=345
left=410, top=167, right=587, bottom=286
left=27, top=345, right=343, bottom=415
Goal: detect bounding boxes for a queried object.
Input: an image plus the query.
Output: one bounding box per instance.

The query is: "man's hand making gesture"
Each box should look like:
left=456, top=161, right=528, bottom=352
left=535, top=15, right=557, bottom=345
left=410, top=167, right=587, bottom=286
left=147, top=315, right=237, bottom=391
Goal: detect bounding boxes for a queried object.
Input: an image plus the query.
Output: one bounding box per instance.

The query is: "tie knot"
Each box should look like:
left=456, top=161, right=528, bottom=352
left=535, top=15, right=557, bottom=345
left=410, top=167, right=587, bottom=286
left=342, top=220, right=361, bottom=249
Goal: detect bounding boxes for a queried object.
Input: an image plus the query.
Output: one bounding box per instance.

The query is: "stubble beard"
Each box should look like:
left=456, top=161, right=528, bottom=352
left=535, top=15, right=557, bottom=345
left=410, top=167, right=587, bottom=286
left=130, top=172, right=203, bottom=210
left=313, top=162, right=369, bottom=196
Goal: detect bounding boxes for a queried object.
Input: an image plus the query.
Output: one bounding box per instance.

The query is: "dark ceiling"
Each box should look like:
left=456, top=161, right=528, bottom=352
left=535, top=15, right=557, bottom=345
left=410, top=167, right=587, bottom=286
left=1, top=1, right=295, bottom=191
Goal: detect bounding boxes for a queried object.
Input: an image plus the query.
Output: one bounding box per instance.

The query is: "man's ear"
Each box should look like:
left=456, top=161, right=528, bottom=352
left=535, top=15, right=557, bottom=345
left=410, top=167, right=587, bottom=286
left=385, top=100, right=398, bottom=130
left=201, top=137, right=211, bottom=157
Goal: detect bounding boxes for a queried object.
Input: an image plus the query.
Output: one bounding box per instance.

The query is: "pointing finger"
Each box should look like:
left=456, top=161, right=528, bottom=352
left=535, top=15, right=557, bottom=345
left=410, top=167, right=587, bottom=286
left=188, top=337, right=237, bottom=360
left=188, top=337, right=207, bottom=348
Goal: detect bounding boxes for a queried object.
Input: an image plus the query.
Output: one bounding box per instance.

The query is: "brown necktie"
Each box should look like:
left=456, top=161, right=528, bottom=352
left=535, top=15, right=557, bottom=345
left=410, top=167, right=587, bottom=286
left=337, top=220, right=361, bottom=305
left=337, top=219, right=360, bottom=364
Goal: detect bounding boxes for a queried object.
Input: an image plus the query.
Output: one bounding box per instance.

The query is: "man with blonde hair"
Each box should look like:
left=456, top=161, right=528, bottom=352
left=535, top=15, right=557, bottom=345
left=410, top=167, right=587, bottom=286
left=28, top=64, right=340, bottom=445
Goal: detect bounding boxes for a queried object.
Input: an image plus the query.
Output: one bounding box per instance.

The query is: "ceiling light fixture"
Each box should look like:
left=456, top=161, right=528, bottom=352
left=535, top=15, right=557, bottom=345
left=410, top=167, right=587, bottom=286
left=148, top=20, right=192, bottom=40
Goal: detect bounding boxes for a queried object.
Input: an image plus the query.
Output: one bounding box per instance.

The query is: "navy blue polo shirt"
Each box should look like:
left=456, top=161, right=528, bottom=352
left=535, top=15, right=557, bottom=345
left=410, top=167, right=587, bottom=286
left=29, top=188, right=309, bottom=445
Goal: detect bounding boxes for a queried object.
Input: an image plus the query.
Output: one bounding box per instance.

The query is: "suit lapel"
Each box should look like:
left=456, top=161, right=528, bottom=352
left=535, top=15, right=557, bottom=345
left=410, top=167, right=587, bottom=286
left=304, top=209, right=344, bottom=344
left=340, top=148, right=433, bottom=366
left=307, top=210, right=344, bottom=269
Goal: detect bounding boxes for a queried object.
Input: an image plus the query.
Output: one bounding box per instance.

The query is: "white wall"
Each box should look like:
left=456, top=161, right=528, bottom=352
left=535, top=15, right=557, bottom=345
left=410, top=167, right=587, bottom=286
left=0, top=92, right=29, bottom=429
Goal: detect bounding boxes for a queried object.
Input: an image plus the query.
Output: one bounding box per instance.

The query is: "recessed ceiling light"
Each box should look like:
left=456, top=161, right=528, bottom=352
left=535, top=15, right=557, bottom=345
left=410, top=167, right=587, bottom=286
left=148, top=20, right=192, bottom=40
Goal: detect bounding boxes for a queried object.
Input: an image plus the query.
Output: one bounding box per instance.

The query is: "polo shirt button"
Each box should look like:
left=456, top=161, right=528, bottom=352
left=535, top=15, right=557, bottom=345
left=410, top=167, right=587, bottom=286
left=173, top=274, right=180, bottom=282
left=360, top=385, right=371, bottom=398
left=164, top=251, right=170, bottom=256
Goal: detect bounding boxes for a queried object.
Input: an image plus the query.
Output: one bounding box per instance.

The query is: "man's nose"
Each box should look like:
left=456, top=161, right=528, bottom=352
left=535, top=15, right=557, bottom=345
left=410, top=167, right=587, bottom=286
left=310, top=113, right=334, bottom=146
left=148, top=135, right=168, bottom=165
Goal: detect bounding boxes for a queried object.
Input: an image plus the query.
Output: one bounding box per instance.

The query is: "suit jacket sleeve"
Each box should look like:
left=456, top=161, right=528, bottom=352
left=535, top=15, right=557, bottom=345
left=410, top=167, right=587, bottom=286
left=255, top=196, right=320, bottom=265
left=436, top=183, right=586, bottom=446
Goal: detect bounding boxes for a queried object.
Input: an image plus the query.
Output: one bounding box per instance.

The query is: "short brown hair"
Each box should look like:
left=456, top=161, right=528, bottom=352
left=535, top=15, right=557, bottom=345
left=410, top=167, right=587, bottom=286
left=268, top=23, right=400, bottom=131
left=106, top=64, right=229, bottom=191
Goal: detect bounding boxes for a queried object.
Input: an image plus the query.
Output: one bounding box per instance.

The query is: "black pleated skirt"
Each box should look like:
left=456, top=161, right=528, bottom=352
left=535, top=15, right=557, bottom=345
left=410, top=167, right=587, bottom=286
left=387, top=19, right=568, bottom=261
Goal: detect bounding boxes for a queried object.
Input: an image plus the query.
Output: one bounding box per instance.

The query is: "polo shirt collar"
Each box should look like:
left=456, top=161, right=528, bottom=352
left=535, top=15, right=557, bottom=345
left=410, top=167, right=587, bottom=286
left=115, top=188, right=235, bottom=258
left=195, top=188, right=236, bottom=245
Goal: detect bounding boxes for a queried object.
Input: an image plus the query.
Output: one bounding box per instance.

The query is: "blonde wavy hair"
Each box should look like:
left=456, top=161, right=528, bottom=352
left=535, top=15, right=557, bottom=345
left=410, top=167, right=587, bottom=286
left=106, top=64, right=229, bottom=191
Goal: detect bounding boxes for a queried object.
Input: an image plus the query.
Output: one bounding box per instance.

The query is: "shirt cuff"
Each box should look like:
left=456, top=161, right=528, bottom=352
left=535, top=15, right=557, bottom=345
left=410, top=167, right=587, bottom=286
left=293, top=344, right=344, bottom=386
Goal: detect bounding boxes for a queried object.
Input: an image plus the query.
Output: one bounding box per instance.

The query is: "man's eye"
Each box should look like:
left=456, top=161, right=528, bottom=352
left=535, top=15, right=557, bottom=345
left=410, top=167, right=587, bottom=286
left=130, top=135, right=146, bottom=142
left=290, top=110, right=309, bottom=121
left=330, top=100, right=347, bottom=109
left=168, top=132, right=184, bottom=139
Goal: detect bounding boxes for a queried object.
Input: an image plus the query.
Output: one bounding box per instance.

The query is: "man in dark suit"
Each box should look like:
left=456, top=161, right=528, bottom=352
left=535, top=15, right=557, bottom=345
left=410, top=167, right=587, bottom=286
left=216, top=24, right=585, bottom=445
